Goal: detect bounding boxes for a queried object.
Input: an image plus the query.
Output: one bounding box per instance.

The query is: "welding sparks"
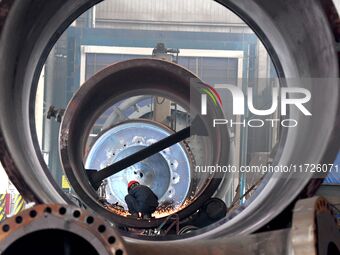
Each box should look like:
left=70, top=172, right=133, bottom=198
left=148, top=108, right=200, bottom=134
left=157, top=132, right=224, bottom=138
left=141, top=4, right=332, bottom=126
left=104, top=197, right=195, bottom=219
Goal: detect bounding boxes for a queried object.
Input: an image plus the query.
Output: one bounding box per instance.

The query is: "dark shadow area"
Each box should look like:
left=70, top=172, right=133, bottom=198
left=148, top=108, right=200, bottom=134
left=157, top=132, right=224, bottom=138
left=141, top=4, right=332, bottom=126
left=328, top=242, right=340, bottom=255
left=3, top=229, right=99, bottom=255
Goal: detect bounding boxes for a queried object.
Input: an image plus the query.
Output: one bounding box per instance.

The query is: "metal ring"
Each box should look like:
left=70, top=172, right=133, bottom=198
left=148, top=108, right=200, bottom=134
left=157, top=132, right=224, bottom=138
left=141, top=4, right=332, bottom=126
left=60, top=58, right=229, bottom=228
left=0, top=0, right=338, bottom=240
left=0, top=204, right=127, bottom=255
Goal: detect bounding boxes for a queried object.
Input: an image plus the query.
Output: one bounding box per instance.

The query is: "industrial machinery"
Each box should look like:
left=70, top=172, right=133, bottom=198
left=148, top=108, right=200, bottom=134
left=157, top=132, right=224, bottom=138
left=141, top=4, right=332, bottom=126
left=1, top=197, right=339, bottom=254
left=0, top=0, right=340, bottom=254
left=0, top=204, right=127, bottom=255
left=59, top=57, right=229, bottom=229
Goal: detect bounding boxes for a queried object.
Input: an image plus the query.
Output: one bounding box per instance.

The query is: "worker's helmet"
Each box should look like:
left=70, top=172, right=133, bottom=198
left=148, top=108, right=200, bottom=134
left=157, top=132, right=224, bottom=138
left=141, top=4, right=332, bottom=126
left=128, top=180, right=139, bottom=191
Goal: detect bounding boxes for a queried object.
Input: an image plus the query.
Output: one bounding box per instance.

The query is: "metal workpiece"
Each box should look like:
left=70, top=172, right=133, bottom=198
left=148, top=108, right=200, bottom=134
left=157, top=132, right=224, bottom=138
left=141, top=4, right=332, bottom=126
left=195, top=0, right=340, bottom=238
left=0, top=0, right=339, bottom=240
left=60, top=58, right=229, bottom=228
left=292, top=197, right=340, bottom=255
left=0, top=0, right=96, bottom=204
left=85, top=120, right=194, bottom=216
left=0, top=198, right=338, bottom=254
left=0, top=204, right=127, bottom=255
left=125, top=197, right=340, bottom=255
left=126, top=229, right=292, bottom=255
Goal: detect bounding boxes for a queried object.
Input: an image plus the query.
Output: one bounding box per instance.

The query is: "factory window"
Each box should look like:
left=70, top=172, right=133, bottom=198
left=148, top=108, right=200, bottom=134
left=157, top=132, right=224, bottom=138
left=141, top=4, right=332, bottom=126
left=85, top=51, right=239, bottom=85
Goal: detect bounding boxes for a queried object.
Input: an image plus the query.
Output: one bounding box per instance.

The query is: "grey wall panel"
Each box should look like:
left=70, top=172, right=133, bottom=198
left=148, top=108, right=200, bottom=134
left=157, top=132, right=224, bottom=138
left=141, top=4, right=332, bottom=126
left=94, top=0, right=251, bottom=32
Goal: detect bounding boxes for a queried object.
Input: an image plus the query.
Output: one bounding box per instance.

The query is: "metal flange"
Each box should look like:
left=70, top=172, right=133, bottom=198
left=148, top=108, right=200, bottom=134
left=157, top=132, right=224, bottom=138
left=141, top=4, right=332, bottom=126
left=0, top=204, right=127, bottom=255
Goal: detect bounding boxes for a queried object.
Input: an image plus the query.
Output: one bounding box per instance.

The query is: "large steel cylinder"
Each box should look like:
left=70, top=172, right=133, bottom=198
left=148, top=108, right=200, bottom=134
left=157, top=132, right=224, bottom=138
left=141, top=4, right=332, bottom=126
left=0, top=0, right=339, bottom=241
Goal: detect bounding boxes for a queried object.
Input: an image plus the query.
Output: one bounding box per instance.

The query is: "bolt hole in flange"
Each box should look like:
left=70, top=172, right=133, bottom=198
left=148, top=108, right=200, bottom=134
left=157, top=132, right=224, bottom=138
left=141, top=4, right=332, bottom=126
left=0, top=0, right=338, bottom=242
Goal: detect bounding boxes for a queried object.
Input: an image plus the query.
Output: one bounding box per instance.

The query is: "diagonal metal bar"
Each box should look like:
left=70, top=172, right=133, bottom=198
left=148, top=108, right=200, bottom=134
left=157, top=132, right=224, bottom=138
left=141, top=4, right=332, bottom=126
left=86, top=116, right=207, bottom=190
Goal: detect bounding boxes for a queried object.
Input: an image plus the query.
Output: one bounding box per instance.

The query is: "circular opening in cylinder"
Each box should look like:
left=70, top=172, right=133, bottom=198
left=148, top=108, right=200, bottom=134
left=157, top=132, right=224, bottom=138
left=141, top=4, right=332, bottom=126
left=59, top=58, right=230, bottom=228
left=0, top=0, right=338, bottom=242
left=32, top=0, right=282, bottom=234
left=3, top=230, right=100, bottom=255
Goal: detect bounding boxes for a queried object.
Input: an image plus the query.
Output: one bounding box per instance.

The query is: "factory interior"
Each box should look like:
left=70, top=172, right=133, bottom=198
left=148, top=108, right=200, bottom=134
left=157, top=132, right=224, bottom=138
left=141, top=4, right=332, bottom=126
left=0, top=0, right=340, bottom=254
